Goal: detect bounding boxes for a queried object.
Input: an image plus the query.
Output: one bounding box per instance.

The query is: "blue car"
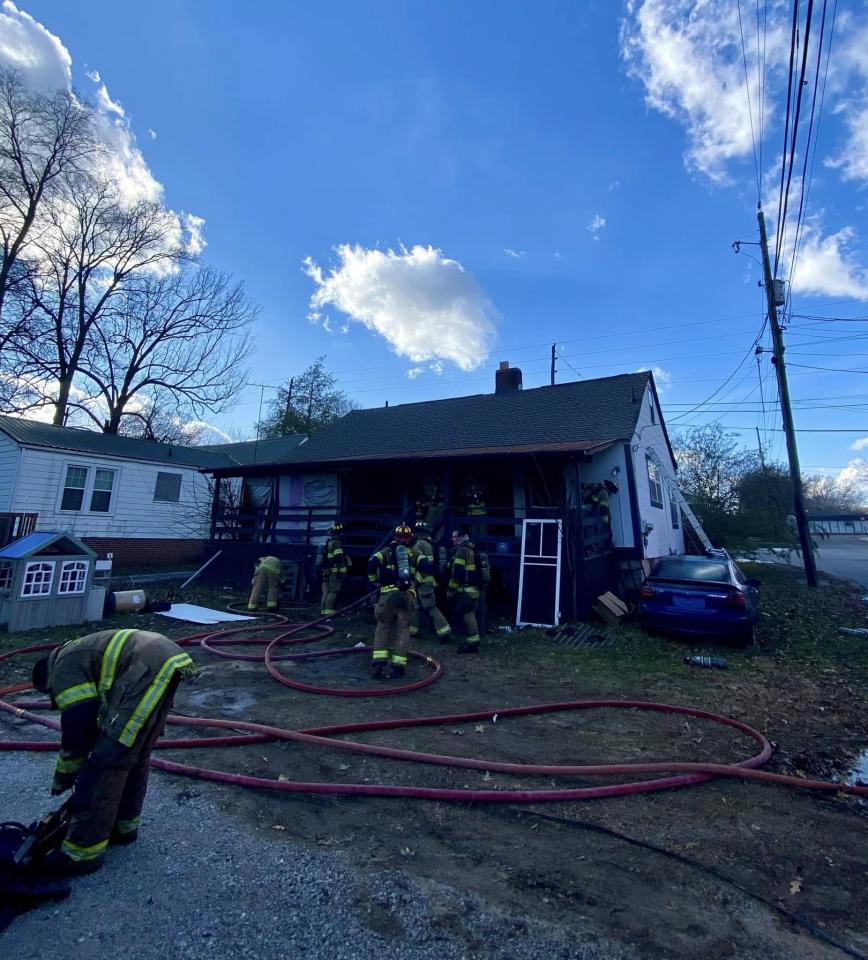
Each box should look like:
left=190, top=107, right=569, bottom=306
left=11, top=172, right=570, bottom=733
left=639, top=553, right=761, bottom=646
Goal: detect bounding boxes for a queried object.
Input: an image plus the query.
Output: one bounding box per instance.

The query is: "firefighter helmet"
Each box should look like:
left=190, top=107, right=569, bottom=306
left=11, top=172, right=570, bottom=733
left=414, top=520, right=431, bottom=537
left=330, top=521, right=344, bottom=535
left=393, top=523, right=413, bottom=543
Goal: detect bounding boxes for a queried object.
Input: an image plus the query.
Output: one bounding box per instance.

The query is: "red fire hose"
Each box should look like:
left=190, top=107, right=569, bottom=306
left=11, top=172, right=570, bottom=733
left=1, top=599, right=866, bottom=803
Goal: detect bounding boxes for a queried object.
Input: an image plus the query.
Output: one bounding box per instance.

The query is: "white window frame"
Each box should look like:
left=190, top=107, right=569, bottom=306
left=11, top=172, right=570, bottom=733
left=58, top=560, right=89, bottom=595
left=58, top=462, right=119, bottom=516
left=60, top=464, right=89, bottom=512
left=646, top=455, right=664, bottom=509
left=21, top=560, right=54, bottom=598
left=669, top=486, right=680, bottom=529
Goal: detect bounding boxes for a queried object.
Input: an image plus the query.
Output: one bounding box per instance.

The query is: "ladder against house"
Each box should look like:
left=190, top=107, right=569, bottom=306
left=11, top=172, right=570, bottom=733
left=674, top=490, right=713, bottom=552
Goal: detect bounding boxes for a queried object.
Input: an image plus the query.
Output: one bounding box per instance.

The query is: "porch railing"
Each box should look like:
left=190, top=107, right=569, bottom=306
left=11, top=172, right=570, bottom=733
left=0, top=512, right=38, bottom=548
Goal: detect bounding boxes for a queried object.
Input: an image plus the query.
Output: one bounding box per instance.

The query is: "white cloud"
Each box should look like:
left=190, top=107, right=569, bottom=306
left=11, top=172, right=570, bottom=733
left=850, top=437, right=868, bottom=452
left=620, top=0, right=788, bottom=183
left=429, top=360, right=444, bottom=375
left=0, top=3, right=204, bottom=244
left=0, top=1, right=70, bottom=93
left=636, top=365, right=672, bottom=390
left=838, top=458, right=868, bottom=491
left=608, top=180, right=621, bottom=191
left=586, top=214, right=606, bottom=241
left=147, top=128, right=157, bottom=140
left=303, top=244, right=499, bottom=372
left=824, top=13, right=868, bottom=183
left=790, top=223, right=868, bottom=299
left=504, top=248, right=525, bottom=259
left=405, top=367, right=424, bottom=379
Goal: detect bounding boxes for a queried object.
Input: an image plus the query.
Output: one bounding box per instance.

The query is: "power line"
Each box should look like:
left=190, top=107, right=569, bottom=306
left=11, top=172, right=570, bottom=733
left=737, top=0, right=762, bottom=200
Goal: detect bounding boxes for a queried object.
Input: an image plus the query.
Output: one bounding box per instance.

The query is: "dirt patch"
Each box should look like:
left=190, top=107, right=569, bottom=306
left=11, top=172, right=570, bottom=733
left=2, top=570, right=867, bottom=959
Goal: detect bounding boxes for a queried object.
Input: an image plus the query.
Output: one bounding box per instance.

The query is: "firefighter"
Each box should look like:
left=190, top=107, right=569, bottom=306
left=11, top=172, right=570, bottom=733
left=30, top=629, right=198, bottom=875
left=465, top=478, right=486, bottom=542
left=448, top=527, right=482, bottom=654
left=247, top=555, right=282, bottom=611
left=410, top=521, right=451, bottom=642
left=582, top=479, right=619, bottom=527
left=368, top=523, right=416, bottom=678
left=319, top=521, right=348, bottom=616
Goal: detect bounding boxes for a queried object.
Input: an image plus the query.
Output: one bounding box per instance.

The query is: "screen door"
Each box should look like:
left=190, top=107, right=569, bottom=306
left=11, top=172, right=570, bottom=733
left=516, top=518, right=562, bottom=627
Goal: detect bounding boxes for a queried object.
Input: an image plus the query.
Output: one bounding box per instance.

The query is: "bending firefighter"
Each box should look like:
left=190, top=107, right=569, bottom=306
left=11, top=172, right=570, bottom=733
left=449, top=527, right=482, bottom=654
left=248, top=555, right=282, bottom=611
left=31, top=629, right=198, bottom=874
left=319, top=521, right=348, bottom=616
left=368, top=523, right=416, bottom=678
left=410, top=521, right=451, bottom=642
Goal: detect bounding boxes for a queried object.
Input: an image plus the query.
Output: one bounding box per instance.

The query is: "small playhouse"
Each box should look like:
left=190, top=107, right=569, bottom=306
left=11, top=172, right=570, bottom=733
left=0, top=531, right=104, bottom=632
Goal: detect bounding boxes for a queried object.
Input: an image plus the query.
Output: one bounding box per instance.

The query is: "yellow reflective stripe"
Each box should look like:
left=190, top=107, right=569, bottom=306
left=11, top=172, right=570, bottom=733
left=465, top=635, right=480, bottom=644
left=55, top=682, right=98, bottom=710
left=372, top=649, right=389, bottom=661
left=117, top=653, right=192, bottom=748
left=452, top=557, right=467, bottom=567
left=436, top=625, right=452, bottom=636
left=390, top=654, right=408, bottom=665
left=55, top=753, right=85, bottom=775
left=115, top=817, right=140, bottom=834
left=99, top=629, right=135, bottom=695
left=380, top=585, right=399, bottom=593
left=61, top=838, right=108, bottom=862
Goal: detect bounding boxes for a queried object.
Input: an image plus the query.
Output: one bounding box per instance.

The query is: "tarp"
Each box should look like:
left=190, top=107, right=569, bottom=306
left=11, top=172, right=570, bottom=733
left=156, top=604, right=255, bottom=625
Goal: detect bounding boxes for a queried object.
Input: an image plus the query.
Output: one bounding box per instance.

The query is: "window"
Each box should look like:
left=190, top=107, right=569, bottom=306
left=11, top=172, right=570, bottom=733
left=646, top=456, right=663, bottom=508
left=59, top=465, right=117, bottom=513
left=154, top=471, right=182, bottom=503
left=61, top=466, right=88, bottom=511
left=0, top=561, right=12, bottom=591
left=21, top=561, right=54, bottom=597
left=90, top=469, right=115, bottom=512
left=58, top=560, right=89, bottom=595
left=651, top=557, right=729, bottom=582
left=669, top=486, right=680, bottom=529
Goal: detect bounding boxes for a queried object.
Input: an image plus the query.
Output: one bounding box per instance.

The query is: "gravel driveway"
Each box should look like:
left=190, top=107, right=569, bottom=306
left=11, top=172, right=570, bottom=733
left=0, top=754, right=631, bottom=960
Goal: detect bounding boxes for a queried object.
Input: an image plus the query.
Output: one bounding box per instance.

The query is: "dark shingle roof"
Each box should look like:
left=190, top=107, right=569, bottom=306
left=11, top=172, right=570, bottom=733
left=0, top=415, right=236, bottom=469
left=197, top=434, right=308, bottom=466
left=244, top=371, right=654, bottom=468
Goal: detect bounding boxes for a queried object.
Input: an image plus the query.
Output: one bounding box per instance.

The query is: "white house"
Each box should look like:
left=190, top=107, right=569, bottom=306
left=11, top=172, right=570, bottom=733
left=0, top=415, right=231, bottom=565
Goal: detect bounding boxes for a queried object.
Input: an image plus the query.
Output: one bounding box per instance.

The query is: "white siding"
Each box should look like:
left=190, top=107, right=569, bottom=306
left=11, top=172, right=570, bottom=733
left=578, top=444, right=634, bottom=549
left=10, top=448, right=211, bottom=539
left=628, top=385, right=685, bottom=560
left=0, top=433, right=21, bottom=512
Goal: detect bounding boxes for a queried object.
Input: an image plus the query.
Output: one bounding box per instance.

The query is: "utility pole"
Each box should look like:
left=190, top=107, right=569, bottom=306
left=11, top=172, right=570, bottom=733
left=550, top=343, right=557, bottom=386
left=757, top=206, right=818, bottom=586
left=282, top=378, right=293, bottom=436
left=755, top=426, right=766, bottom=471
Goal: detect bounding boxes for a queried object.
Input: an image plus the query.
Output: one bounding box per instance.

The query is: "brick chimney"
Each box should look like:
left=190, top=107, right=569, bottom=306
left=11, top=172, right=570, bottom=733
left=495, top=361, right=523, bottom=394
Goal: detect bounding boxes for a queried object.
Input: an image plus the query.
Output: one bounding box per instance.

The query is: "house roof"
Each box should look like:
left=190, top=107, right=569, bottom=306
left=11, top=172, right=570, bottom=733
left=0, top=414, right=236, bottom=469
left=212, top=371, right=656, bottom=470
left=0, top=531, right=96, bottom=559
left=197, top=434, right=307, bottom=466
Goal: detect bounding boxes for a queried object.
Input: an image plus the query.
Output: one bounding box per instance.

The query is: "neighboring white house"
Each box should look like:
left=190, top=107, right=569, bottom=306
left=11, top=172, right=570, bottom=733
left=0, top=415, right=233, bottom=565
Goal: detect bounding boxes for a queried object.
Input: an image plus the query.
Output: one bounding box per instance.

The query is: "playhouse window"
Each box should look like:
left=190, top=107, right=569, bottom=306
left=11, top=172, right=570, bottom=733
left=58, top=560, right=88, bottom=595
left=0, top=561, right=12, bottom=591
left=21, top=561, right=54, bottom=597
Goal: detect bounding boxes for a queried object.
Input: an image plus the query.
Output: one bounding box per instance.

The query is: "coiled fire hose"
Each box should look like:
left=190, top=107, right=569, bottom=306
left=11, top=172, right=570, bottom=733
left=0, top=594, right=866, bottom=803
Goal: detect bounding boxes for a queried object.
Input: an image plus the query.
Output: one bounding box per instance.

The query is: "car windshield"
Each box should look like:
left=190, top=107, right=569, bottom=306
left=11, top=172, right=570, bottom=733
left=652, top=558, right=730, bottom=582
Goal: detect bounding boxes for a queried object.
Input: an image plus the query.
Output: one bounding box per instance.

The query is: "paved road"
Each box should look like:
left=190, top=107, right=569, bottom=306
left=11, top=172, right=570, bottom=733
left=810, top=536, right=868, bottom=589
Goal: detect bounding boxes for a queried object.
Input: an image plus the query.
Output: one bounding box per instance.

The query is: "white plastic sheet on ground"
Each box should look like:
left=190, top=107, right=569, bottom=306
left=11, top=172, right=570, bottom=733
left=157, top=604, right=255, bottom=625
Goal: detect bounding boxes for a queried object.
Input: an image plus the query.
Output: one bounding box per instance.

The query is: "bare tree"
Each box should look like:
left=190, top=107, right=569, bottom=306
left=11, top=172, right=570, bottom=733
left=803, top=473, right=861, bottom=514
left=19, top=171, right=185, bottom=424
left=0, top=69, right=95, bottom=323
left=77, top=267, right=254, bottom=436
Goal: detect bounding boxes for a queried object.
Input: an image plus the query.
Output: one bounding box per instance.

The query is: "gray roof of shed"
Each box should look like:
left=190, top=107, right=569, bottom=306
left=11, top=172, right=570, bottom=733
left=215, top=371, right=657, bottom=469
left=0, top=414, right=236, bottom=469
left=0, top=531, right=96, bottom=559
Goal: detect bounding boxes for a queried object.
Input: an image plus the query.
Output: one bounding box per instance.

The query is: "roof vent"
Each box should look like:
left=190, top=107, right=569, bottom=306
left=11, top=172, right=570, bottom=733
left=495, top=361, right=523, bottom=394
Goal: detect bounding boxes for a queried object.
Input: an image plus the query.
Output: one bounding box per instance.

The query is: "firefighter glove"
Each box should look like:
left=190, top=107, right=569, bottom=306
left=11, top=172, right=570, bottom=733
left=50, top=773, right=76, bottom=796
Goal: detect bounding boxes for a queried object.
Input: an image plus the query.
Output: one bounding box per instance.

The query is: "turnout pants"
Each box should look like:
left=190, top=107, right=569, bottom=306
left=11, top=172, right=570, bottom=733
left=414, top=584, right=451, bottom=638
left=61, top=677, right=180, bottom=866
left=452, top=593, right=480, bottom=648
left=249, top=569, right=280, bottom=609
left=320, top=571, right=344, bottom=615
left=373, top=590, right=415, bottom=668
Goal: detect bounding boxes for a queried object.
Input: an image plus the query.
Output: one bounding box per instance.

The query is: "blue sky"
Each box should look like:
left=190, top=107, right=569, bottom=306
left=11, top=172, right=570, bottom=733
left=2, top=1, right=868, bottom=485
